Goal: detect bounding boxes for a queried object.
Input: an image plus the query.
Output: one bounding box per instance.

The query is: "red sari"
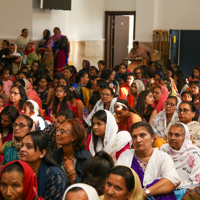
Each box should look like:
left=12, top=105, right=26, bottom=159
left=0, top=160, right=44, bottom=200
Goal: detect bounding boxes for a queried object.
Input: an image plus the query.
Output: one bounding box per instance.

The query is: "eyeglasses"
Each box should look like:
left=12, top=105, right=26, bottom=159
left=10, top=91, right=20, bottom=96
left=101, top=93, right=111, bottom=97
left=55, top=90, right=65, bottom=93
left=56, top=129, right=72, bottom=134
left=164, top=102, right=176, bottom=107
left=12, top=123, right=28, bottom=129
left=178, top=108, right=191, bottom=114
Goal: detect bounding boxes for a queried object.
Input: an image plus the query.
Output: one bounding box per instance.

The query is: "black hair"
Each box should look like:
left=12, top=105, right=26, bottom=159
left=2, top=40, right=10, bottom=47
left=190, top=81, right=200, bottom=88
left=171, top=64, right=179, bottom=71
left=1, top=162, right=23, bottom=176
left=167, top=66, right=175, bottom=78
left=58, top=77, right=70, bottom=90
left=134, top=67, right=144, bottom=79
left=98, top=60, right=106, bottom=66
left=16, top=78, right=25, bottom=87
left=97, top=79, right=109, bottom=89
left=102, top=86, right=114, bottom=96
left=167, top=96, right=178, bottom=104
left=64, top=66, right=75, bottom=79
left=181, top=91, right=193, bottom=98
left=108, top=166, right=135, bottom=192
left=43, top=29, right=51, bottom=40
left=0, top=106, right=20, bottom=134
left=161, top=82, right=172, bottom=94
left=127, top=73, right=135, bottom=79
left=163, top=77, right=171, bottom=83
left=89, top=93, right=101, bottom=106
left=53, top=85, right=69, bottom=117
left=133, top=41, right=139, bottom=46
left=119, top=74, right=127, bottom=82
left=31, top=60, right=43, bottom=71
left=89, top=66, right=99, bottom=75
left=131, top=121, right=154, bottom=136
left=10, top=85, right=28, bottom=109
left=175, top=70, right=187, bottom=93
left=101, top=69, right=112, bottom=80
left=67, top=89, right=77, bottom=101
left=0, top=79, right=3, bottom=87
left=24, top=131, right=59, bottom=167
left=179, top=101, right=196, bottom=112
left=92, top=110, right=107, bottom=152
left=147, top=69, right=156, bottom=78
left=119, top=63, right=127, bottom=69
left=149, top=61, right=155, bottom=67
left=113, top=65, right=120, bottom=72
left=82, top=60, right=90, bottom=69
left=18, top=71, right=30, bottom=79
left=0, top=62, right=13, bottom=75
left=2, top=48, right=10, bottom=56
left=20, top=28, right=28, bottom=36
left=75, top=69, right=89, bottom=83
left=20, top=65, right=30, bottom=73
left=17, top=115, right=33, bottom=130
left=58, top=109, right=76, bottom=119
left=192, top=67, right=200, bottom=78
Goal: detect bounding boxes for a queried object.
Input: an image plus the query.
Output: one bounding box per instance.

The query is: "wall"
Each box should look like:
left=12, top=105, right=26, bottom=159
left=0, top=0, right=32, bottom=39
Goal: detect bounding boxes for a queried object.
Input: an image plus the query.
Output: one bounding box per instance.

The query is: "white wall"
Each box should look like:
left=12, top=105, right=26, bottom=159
left=105, top=0, right=136, bottom=11
left=0, top=0, right=32, bottom=39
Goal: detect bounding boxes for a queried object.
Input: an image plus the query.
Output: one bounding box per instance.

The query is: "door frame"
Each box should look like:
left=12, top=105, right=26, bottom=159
left=104, top=11, right=136, bottom=69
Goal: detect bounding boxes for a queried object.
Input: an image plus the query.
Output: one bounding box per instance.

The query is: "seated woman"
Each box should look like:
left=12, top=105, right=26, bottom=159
left=114, top=63, right=129, bottom=83
left=181, top=183, right=200, bottom=200
left=2, top=115, right=33, bottom=166
left=152, top=85, right=168, bottom=114
left=0, top=160, right=44, bottom=200
left=62, top=66, right=76, bottom=85
left=82, top=150, right=114, bottom=196
left=115, top=122, right=180, bottom=200
left=86, top=109, right=132, bottom=162
left=22, top=100, right=46, bottom=130
left=151, top=96, right=181, bottom=145
left=23, top=43, right=39, bottom=66
left=84, top=87, right=117, bottom=127
left=0, top=106, right=19, bottom=163
left=53, top=119, right=91, bottom=186
left=98, top=60, right=106, bottom=75
left=4, top=85, right=28, bottom=115
left=178, top=101, right=200, bottom=148
left=62, top=183, right=99, bottom=200
left=160, top=122, right=200, bottom=200
left=20, top=131, right=66, bottom=199
left=135, top=90, right=156, bottom=124
left=100, top=165, right=143, bottom=200
left=134, top=67, right=147, bottom=84
left=127, top=79, right=145, bottom=108
left=114, top=99, right=142, bottom=133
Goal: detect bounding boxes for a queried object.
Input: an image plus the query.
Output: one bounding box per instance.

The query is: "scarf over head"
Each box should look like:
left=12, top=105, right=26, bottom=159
left=24, top=43, right=35, bottom=55
left=89, top=109, right=132, bottom=162
left=132, top=79, right=145, bottom=95
left=10, top=44, right=21, bottom=57
left=160, top=122, right=200, bottom=188
left=0, top=160, right=43, bottom=200
left=62, top=183, right=99, bottom=200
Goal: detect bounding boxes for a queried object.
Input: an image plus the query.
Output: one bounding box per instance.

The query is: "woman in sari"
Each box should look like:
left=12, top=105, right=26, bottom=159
left=23, top=43, right=39, bottom=66
left=39, top=29, right=54, bottom=79
left=15, top=28, right=31, bottom=50
left=51, top=27, right=70, bottom=72
left=114, top=99, right=142, bottom=133
left=100, top=165, right=143, bottom=200
left=160, top=122, right=200, bottom=200
left=116, top=122, right=180, bottom=200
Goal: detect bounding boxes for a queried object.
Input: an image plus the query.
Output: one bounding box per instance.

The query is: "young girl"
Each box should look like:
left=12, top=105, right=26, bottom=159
left=127, top=80, right=145, bottom=108
left=189, top=66, right=200, bottom=82
left=49, top=85, right=72, bottom=122
left=22, top=100, right=46, bottom=130
left=34, top=76, right=53, bottom=108
left=0, top=67, right=13, bottom=96
left=0, top=96, right=4, bottom=113
left=58, top=77, right=70, bottom=89
left=190, top=81, right=200, bottom=101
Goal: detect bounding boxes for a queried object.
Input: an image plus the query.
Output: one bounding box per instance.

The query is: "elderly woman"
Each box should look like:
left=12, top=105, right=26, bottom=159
left=2, top=115, right=33, bottom=165
left=160, top=122, right=200, bottom=200
left=23, top=43, right=39, bottom=66
left=151, top=96, right=181, bottom=143
left=114, top=99, right=141, bottom=133
left=84, top=86, right=117, bottom=127
left=62, top=183, right=99, bottom=200
left=53, top=119, right=91, bottom=186
left=86, top=109, right=132, bottom=162
left=178, top=101, right=200, bottom=148
left=0, top=160, right=44, bottom=200
left=116, top=122, right=180, bottom=199
left=100, top=165, right=143, bottom=200
left=15, top=28, right=31, bottom=50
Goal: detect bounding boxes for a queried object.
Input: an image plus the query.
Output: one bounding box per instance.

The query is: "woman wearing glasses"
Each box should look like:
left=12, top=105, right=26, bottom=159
left=178, top=101, right=200, bottom=148
left=2, top=115, right=33, bottom=166
left=84, top=86, right=117, bottom=127
left=4, top=85, right=28, bottom=115
left=53, top=119, right=91, bottom=186
left=160, top=122, right=200, bottom=200
left=151, top=96, right=181, bottom=147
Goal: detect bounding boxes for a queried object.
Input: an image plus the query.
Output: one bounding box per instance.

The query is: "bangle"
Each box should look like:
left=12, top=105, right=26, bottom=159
left=68, top=172, right=76, bottom=176
left=70, top=178, right=76, bottom=183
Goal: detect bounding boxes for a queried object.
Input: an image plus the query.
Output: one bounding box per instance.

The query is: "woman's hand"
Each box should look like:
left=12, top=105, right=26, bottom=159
left=63, top=156, right=75, bottom=174
left=50, top=114, right=56, bottom=123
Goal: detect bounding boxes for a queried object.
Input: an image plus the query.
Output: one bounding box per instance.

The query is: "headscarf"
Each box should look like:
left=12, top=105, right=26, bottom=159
left=152, top=86, right=168, bottom=113
left=0, top=160, right=44, bottom=200
left=151, top=96, right=181, bottom=139
left=62, top=183, right=99, bottom=200
left=24, top=43, right=35, bottom=55
left=26, top=100, right=39, bottom=116
left=10, top=44, right=21, bottom=57
left=133, top=79, right=145, bottom=95
left=22, top=78, right=33, bottom=91
left=89, top=110, right=132, bottom=162
left=100, top=166, right=143, bottom=200
left=50, top=29, right=62, bottom=41
left=160, top=122, right=200, bottom=188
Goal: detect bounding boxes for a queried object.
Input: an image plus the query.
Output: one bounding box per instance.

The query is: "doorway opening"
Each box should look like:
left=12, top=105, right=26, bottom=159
left=105, top=11, right=136, bottom=70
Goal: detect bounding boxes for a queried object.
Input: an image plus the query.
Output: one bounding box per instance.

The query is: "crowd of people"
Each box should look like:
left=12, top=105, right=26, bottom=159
left=0, top=28, right=199, bottom=200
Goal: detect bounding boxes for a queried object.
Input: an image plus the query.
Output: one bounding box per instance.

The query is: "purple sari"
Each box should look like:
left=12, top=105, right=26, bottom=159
left=131, top=156, right=176, bottom=200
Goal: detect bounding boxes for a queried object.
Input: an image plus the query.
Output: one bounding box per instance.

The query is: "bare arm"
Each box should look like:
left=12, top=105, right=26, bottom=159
left=0, top=137, right=3, bottom=154
left=45, top=88, right=54, bottom=105
left=77, top=100, right=83, bottom=120
left=148, top=109, right=157, bottom=124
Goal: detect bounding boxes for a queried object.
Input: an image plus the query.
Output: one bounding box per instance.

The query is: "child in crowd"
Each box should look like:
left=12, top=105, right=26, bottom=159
left=0, top=79, right=8, bottom=106
left=114, top=63, right=129, bottom=82
left=181, top=91, right=193, bottom=102
left=119, top=74, right=127, bottom=85
left=0, top=96, right=4, bottom=113
left=189, top=66, right=200, bottom=82
left=97, top=60, right=106, bottom=75
left=189, top=81, right=200, bottom=101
